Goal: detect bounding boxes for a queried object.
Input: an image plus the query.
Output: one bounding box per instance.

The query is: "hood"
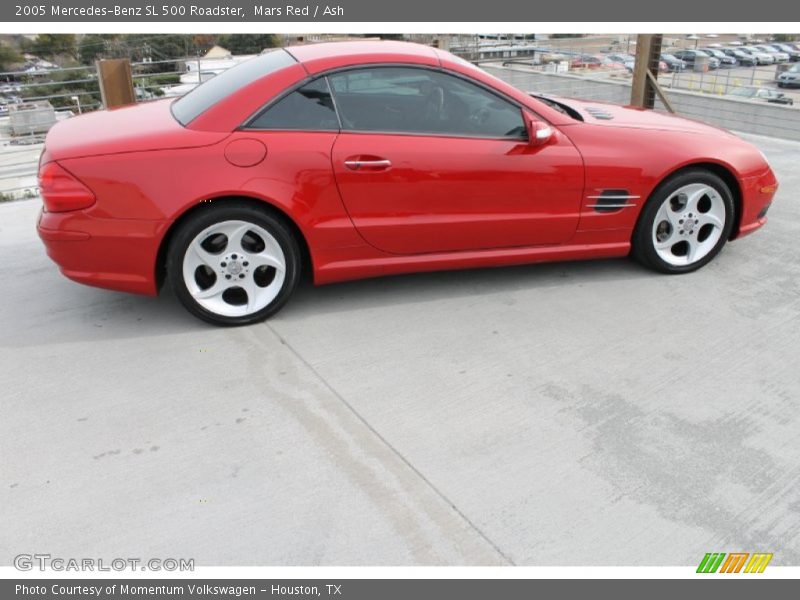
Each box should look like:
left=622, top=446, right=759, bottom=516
left=44, top=99, right=230, bottom=161
left=544, top=96, right=737, bottom=137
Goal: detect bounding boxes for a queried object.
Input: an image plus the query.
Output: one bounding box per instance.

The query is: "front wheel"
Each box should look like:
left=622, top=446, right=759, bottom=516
left=632, top=169, right=735, bottom=274
left=167, top=203, right=301, bottom=326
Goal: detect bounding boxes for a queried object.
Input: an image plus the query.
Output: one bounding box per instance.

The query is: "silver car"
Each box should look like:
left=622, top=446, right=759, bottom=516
left=740, top=46, right=776, bottom=65
left=777, top=63, right=800, bottom=88
left=754, top=45, right=790, bottom=62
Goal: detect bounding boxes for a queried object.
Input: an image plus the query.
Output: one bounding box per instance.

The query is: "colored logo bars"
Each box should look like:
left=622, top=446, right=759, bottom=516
left=697, top=552, right=773, bottom=573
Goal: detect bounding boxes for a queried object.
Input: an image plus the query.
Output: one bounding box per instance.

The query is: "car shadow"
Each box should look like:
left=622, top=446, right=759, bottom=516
left=4, top=256, right=656, bottom=348
left=278, top=256, right=651, bottom=320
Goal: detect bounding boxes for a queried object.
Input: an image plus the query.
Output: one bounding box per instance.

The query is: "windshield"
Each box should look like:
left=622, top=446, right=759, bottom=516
left=171, top=49, right=296, bottom=126
left=730, top=88, right=755, bottom=97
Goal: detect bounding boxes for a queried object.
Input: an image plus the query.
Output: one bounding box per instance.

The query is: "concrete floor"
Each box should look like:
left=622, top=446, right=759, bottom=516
left=1, top=134, right=798, bottom=567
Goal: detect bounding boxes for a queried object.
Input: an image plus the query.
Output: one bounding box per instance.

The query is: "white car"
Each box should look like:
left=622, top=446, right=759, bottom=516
left=754, top=45, right=790, bottom=62
left=740, top=46, right=776, bottom=65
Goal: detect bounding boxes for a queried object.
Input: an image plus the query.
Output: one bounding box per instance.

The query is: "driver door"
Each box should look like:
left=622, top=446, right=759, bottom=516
left=328, top=67, right=584, bottom=255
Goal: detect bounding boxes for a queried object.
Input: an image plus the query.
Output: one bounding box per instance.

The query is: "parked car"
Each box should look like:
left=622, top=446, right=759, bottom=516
left=753, top=45, right=790, bottom=62
left=776, top=63, right=800, bottom=88
left=603, top=53, right=668, bottom=73
left=720, top=48, right=757, bottom=66
left=660, top=53, right=687, bottom=71
left=673, top=50, right=720, bottom=69
left=605, top=53, right=636, bottom=70
left=570, top=54, right=626, bottom=70
left=739, top=46, right=776, bottom=64
left=699, top=48, right=737, bottom=67
left=36, top=41, right=779, bottom=325
left=729, top=86, right=794, bottom=105
left=769, top=44, right=800, bottom=61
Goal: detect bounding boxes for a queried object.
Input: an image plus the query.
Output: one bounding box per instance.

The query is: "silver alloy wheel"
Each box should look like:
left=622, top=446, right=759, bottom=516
left=651, top=182, right=727, bottom=267
left=182, top=220, right=286, bottom=317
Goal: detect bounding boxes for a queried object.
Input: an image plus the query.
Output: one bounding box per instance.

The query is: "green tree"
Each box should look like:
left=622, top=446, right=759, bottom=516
left=124, top=34, right=197, bottom=61
left=77, top=34, right=119, bottom=64
left=0, top=44, right=21, bottom=71
left=23, top=34, right=77, bottom=60
left=216, top=34, right=280, bottom=55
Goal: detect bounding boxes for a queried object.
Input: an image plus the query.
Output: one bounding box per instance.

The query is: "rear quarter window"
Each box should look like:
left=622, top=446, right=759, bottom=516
left=171, top=49, right=296, bottom=126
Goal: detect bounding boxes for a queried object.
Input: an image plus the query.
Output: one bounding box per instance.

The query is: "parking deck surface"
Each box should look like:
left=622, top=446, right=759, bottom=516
left=1, top=134, right=798, bottom=566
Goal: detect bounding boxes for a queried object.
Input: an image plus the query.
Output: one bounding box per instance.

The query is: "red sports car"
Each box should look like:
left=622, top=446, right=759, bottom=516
left=37, top=41, right=778, bottom=325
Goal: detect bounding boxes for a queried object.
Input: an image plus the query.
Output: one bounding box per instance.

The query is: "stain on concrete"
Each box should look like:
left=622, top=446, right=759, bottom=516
left=543, top=382, right=800, bottom=563
left=92, top=449, right=121, bottom=460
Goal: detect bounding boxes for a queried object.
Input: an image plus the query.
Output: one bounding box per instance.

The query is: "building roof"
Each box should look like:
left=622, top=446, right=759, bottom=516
left=204, top=45, right=232, bottom=59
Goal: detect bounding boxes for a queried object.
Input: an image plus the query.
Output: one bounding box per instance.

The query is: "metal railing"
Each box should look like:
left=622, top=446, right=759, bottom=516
left=0, top=55, right=244, bottom=200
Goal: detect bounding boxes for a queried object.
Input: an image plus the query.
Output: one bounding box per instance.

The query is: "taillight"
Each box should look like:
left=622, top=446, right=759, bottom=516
left=38, top=161, right=96, bottom=213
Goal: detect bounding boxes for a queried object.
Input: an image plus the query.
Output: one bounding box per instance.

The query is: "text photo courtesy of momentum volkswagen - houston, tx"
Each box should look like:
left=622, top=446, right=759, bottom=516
left=1, top=0, right=800, bottom=597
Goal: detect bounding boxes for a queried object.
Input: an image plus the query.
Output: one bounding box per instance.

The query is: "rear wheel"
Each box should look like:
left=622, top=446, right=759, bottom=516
left=632, top=169, right=735, bottom=274
left=167, top=203, right=301, bottom=325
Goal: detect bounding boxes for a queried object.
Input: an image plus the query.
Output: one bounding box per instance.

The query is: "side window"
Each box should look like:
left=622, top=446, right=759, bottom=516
left=249, top=78, right=339, bottom=131
left=327, top=67, right=526, bottom=139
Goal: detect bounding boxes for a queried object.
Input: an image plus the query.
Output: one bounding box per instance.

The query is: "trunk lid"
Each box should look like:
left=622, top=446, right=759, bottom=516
left=43, top=99, right=230, bottom=161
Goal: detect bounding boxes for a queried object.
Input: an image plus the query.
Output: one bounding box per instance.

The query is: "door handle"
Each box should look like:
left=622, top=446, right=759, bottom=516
left=344, top=158, right=392, bottom=171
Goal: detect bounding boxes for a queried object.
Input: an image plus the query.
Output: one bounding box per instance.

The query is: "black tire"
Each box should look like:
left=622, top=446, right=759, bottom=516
left=631, top=169, right=735, bottom=274
left=166, top=201, right=301, bottom=326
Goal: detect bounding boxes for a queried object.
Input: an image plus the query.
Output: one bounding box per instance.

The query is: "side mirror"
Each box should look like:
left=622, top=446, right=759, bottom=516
left=528, top=119, right=554, bottom=146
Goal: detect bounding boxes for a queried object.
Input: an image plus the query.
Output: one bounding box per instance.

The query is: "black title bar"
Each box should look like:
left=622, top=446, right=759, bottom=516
left=4, top=0, right=800, bottom=22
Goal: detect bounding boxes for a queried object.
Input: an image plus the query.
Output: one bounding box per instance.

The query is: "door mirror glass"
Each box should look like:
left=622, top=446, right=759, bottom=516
left=528, top=119, right=554, bottom=146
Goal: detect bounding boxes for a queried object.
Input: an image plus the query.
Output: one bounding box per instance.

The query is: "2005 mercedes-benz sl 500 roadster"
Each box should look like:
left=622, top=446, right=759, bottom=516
left=37, top=41, right=779, bottom=325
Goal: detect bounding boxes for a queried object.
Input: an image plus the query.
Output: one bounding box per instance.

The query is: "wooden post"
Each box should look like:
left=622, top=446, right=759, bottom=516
left=96, top=59, right=136, bottom=109
left=630, top=34, right=666, bottom=110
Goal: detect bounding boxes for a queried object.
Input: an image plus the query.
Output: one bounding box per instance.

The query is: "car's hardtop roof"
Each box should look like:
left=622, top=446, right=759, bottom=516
left=284, top=40, right=441, bottom=74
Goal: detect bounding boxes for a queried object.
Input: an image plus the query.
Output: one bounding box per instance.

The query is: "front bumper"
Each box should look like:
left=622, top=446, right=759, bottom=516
left=734, top=168, right=779, bottom=239
left=37, top=208, right=168, bottom=296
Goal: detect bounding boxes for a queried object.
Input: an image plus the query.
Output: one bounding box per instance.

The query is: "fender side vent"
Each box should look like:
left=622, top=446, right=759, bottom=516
left=587, top=189, right=639, bottom=213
